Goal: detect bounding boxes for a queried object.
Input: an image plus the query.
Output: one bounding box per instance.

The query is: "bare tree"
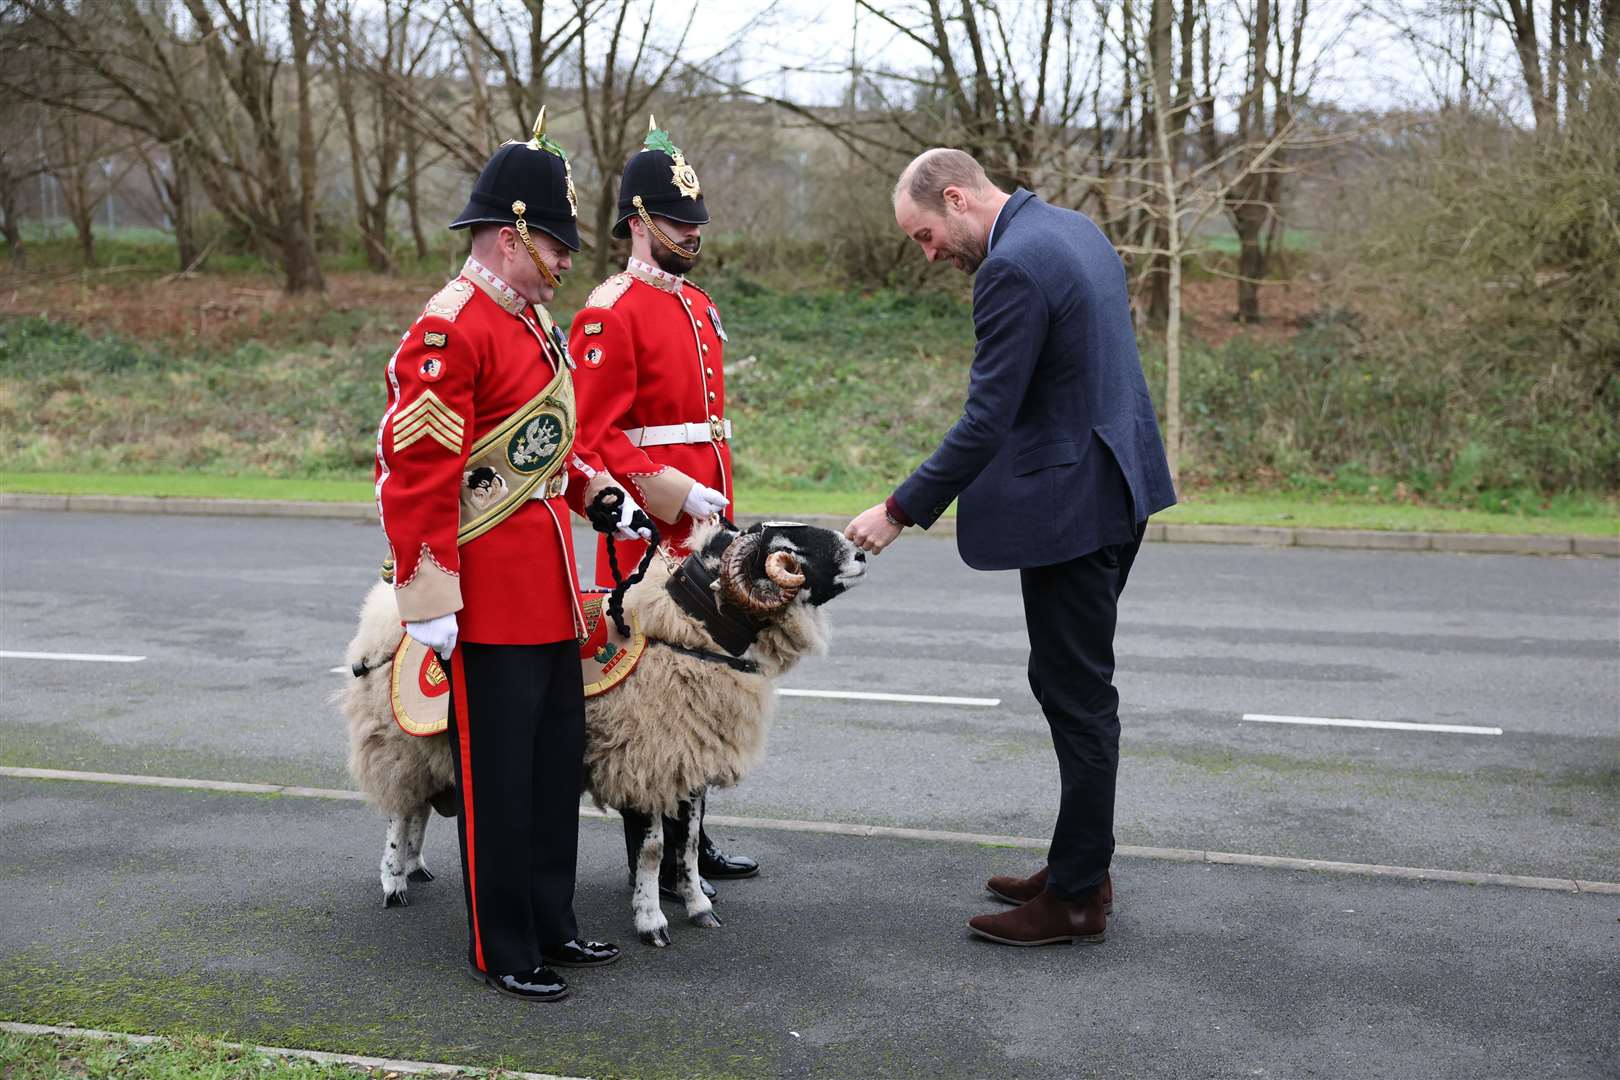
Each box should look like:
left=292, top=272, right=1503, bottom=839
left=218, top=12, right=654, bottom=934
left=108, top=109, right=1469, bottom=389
left=40, top=110, right=108, bottom=266
left=1377, top=0, right=1616, bottom=130
left=378, top=0, right=594, bottom=176
left=574, top=0, right=697, bottom=277
left=324, top=0, right=427, bottom=273
left=0, top=99, right=43, bottom=269
left=133, top=141, right=201, bottom=271
left=4, top=0, right=330, bottom=291
left=1200, top=0, right=1318, bottom=322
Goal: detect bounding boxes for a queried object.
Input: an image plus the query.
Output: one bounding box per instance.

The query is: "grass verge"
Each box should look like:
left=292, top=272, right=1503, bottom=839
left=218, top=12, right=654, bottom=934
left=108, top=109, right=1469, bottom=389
left=4, top=470, right=1616, bottom=536
left=0, top=1028, right=417, bottom=1080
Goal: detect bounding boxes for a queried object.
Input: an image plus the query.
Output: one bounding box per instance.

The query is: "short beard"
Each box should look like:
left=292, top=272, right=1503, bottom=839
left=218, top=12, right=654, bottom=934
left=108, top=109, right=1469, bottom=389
left=648, top=236, right=700, bottom=276
left=946, top=217, right=986, bottom=274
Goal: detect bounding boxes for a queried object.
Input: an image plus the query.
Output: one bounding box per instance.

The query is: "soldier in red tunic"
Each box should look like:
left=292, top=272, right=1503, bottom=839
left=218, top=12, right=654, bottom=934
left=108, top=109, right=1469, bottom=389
left=375, top=111, right=644, bottom=1002
left=569, top=118, right=760, bottom=898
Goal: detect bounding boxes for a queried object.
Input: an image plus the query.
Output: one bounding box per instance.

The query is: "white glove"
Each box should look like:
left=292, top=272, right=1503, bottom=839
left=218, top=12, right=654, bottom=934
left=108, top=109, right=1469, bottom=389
left=616, top=492, right=654, bottom=542
left=682, top=481, right=729, bottom=521
left=405, top=614, right=458, bottom=658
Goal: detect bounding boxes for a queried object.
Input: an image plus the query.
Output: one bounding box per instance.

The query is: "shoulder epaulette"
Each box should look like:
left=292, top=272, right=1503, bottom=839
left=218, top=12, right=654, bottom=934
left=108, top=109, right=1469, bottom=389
left=583, top=272, right=632, bottom=311
left=423, top=277, right=475, bottom=322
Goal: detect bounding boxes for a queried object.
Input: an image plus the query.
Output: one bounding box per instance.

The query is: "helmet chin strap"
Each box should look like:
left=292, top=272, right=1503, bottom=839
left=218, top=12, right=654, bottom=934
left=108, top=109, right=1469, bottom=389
left=633, top=195, right=702, bottom=259
left=511, top=200, right=561, bottom=289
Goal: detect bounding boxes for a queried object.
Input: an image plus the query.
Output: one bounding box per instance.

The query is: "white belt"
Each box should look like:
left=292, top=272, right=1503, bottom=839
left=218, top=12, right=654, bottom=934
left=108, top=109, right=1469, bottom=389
left=623, top=419, right=731, bottom=446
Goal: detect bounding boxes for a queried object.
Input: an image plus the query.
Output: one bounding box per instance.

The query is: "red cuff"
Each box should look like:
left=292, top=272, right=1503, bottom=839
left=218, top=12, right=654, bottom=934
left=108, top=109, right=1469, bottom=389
left=884, top=494, right=913, bottom=528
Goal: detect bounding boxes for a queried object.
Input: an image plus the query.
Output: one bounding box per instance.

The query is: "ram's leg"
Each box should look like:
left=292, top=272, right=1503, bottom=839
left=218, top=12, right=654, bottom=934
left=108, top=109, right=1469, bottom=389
left=379, top=815, right=413, bottom=907
left=624, top=807, right=670, bottom=947
left=403, top=807, right=434, bottom=883
left=672, top=792, right=720, bottom=929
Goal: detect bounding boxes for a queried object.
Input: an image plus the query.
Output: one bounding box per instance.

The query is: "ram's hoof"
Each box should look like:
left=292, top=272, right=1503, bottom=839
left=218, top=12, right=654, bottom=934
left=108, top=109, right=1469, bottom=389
left=689, top=909, right=722, bottom=929
left=407, top=867, right=435, bottom=883
left=384, top=889, right=408, bottom=908
left=639, top=926, right=671, bottom=947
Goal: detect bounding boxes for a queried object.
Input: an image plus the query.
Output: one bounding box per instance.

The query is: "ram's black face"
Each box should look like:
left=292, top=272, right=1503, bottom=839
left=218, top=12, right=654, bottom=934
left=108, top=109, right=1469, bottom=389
left=697, top=521, right=868, bottom=607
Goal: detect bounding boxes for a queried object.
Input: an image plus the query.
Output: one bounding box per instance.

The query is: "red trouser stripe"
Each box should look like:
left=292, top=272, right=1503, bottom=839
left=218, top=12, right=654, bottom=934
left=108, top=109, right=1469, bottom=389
left=450, top=647, right=485, bottom=972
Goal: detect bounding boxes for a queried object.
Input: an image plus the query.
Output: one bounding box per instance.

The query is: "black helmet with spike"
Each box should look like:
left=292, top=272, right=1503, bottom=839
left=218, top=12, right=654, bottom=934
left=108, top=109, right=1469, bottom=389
left=449, top=107, right=582, bottom=252
left=612, top=116, right=710, bottom=241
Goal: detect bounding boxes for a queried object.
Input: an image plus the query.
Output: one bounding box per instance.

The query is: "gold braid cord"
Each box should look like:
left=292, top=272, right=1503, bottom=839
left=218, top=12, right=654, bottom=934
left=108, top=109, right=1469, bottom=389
left=512, top=200, right=561, bottom=289
left=633, top=196, right=701, bottom=258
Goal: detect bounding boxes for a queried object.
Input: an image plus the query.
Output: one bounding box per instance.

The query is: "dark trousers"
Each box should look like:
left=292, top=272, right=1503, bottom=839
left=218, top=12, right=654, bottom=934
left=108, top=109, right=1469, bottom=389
left=446, top=640, right=585, bottom=975
left=1019, top=526, right=1144, bottom=899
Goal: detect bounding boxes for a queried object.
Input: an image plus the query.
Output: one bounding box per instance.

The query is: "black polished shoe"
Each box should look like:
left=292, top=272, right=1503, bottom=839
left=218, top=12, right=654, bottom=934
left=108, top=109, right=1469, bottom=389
left=658, top=865, right=716, bottom=902
left=543, top=938, right=621, bottom=968
left=699, top=834, right=759, bottom=880
left=469, top=964, right=570, bottom=1002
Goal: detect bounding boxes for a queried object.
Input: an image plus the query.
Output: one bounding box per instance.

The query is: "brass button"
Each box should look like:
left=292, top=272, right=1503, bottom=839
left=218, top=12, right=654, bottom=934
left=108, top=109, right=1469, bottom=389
left=709, top=413, right=718, bottom=421
left=695, top=319, right=704, bottom=327
left=705, top=367, right=713, bottom=376
left=708, top=391, right=716, bottom=400
left=701, top=343, right=709, bottom=352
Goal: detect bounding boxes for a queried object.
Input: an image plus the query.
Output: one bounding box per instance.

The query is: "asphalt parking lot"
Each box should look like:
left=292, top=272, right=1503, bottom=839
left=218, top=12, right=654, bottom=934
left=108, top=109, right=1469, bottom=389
left=2, top=510, right=1616, bottom=1078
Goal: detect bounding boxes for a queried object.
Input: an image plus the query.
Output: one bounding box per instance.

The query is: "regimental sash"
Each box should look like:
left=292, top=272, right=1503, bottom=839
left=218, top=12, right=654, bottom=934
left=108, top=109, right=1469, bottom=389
left=457, top=358, right=576, bottom=545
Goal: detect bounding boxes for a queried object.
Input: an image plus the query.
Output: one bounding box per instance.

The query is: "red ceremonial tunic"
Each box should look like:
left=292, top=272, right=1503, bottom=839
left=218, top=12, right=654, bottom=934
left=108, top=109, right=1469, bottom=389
left=375, top=257, right=611, bottom=644
left=569, top=257, right=733, bottom=587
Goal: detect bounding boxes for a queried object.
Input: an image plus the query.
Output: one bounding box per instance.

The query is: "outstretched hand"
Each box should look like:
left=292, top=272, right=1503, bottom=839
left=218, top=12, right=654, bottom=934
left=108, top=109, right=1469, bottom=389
left=845, top=503, right=903, bottom=556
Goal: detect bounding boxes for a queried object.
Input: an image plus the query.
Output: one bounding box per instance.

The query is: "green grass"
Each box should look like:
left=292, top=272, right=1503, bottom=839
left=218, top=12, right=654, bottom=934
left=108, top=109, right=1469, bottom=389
left=1158, top=491, right=1618, bottom=537
left=0, top=471, right=375, bottom=503
left=5, top=470, right=1615, bottom=536
left=0, top=1030, right=396, bottom=1080
left=1194, top=227, right=1320, bottom=256
left=3, top=276, right=1615, bottom=531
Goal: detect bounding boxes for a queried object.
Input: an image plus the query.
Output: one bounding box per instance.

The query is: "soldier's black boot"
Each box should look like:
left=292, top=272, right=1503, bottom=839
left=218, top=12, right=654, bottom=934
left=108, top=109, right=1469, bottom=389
left=698, top=828, right=759, bottom=879
left=697, top=809, right=760, bottom=880
left=470, top=964, right=571, bottom=1002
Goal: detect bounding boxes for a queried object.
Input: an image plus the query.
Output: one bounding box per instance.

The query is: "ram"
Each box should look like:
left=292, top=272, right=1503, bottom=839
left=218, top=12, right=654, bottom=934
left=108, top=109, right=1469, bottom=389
left=338, top=520, right=866, bottom=946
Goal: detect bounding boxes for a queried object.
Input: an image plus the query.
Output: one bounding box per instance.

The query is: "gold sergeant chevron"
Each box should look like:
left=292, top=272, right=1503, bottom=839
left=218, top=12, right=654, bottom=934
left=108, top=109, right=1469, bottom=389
left=392, top=389, right=465, bottom=453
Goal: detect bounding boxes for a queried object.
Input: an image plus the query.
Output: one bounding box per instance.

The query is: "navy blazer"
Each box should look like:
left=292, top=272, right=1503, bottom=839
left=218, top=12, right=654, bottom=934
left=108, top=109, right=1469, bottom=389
left=893, top=190, right=1176, bottom=571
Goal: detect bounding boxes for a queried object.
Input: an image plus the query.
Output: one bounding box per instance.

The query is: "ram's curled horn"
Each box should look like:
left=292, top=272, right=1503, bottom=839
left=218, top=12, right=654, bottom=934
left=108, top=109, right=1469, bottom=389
left=717, top=532, right=796, bottom=615
left=764, top=551, right=805, bottom=598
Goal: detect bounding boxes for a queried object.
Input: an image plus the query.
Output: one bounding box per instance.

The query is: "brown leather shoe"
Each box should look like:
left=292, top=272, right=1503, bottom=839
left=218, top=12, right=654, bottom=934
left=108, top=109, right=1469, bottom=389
left=987, top=866, right=1113, bottom=914
left=967, top=885, right=1107, bottom=947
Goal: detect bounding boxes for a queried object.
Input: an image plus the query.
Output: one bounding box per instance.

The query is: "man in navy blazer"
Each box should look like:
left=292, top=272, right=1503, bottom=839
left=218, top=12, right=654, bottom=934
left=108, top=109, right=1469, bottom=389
left=846, top=148, right=1175, bottom=946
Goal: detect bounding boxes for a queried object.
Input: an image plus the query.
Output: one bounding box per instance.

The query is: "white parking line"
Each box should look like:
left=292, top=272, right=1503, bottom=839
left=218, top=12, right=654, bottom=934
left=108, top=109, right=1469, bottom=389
left=0, top=650, right=146, bottom=663
left=3, top=764, right=1614, bottom=895
left=325, top=666, right=999, bottom=707
left=1243, top=713, right=1504, bottom=736
left=780, top=688, right=1000, bottom=707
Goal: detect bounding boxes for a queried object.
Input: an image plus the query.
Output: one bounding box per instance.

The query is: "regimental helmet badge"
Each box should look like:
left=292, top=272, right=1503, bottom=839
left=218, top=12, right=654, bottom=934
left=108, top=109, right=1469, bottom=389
left=645, top=116, right=701, bottom=201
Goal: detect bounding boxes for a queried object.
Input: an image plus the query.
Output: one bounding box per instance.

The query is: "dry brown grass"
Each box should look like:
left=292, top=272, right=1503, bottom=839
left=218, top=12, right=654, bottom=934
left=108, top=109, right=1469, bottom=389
left=0, top=269, right=441, bottom=349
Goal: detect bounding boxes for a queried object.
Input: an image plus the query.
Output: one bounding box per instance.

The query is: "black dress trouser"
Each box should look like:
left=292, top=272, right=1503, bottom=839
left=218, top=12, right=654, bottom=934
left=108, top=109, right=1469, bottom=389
left=1018, top=525, right=1144, bottom=899
left=446, top=640, right=585, bottom=975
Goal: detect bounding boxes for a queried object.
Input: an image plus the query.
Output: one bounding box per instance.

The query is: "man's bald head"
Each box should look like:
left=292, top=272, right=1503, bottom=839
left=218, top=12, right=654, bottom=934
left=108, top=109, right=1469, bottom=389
left=894, top=148, right=993, bottom=212
left=892, top=148, right=1009, bottom=275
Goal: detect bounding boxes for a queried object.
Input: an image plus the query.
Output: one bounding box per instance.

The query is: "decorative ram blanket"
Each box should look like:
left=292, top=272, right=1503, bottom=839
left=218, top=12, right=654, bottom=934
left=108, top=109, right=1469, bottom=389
left=389, top=592, right=649, bottom=738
